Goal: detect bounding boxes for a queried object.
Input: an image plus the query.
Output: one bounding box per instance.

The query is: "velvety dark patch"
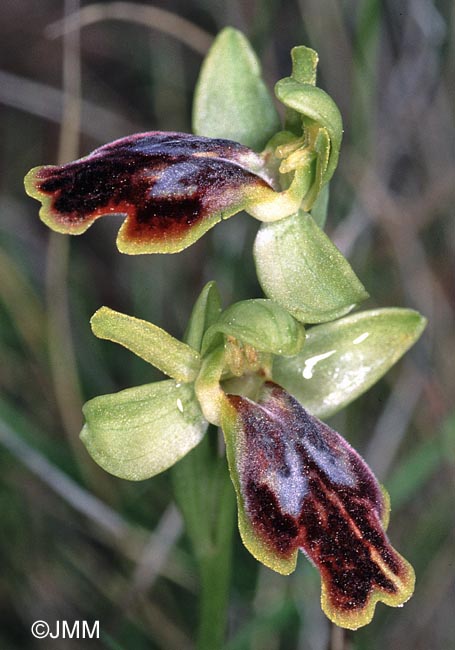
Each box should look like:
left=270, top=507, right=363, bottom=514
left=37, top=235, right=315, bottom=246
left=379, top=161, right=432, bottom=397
left=29, top=132, right=271, bottom=243
left=245, top=480, right=298, bottom=554
left=228, top=382, right=408, bottom=614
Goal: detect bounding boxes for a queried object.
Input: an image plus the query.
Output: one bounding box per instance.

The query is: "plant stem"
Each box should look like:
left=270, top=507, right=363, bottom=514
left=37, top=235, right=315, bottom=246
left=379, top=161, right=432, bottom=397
left=197, top=463, right=236, bottom=650
left=172, top=429, right=236, bottom=649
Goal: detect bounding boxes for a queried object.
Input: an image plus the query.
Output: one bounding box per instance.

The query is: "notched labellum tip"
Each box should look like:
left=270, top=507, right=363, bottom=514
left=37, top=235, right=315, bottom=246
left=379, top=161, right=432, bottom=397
left=222, top=382, right=414, bottom=629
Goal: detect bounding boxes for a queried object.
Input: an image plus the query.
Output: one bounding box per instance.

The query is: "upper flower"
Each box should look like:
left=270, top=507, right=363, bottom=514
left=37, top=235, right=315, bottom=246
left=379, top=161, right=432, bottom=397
left=25, top=132, right=282, bottom=254
left=25, top=41, right=342, bottom=248
left=25, top=43, right=342, bottom=255
left=24, top=36, right=370, bottom=325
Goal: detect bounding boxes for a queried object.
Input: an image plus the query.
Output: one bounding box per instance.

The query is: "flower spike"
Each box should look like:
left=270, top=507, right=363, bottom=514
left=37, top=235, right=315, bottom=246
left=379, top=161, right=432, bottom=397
left=221, top=381, right=414, bottom=629
left=25, top=132, right=276, bottom=254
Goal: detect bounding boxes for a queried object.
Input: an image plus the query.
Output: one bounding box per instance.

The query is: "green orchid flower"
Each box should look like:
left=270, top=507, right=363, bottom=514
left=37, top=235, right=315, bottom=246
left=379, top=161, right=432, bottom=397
left=81, top=282, right=425, bottom=629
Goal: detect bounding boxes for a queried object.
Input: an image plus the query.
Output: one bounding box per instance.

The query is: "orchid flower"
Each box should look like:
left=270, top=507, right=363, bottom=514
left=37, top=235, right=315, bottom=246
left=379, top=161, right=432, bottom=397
left=24, top=41, right=338, bottom=255
left=25, top=33, right=367, bottom=325
left=80, top=282, right=425, bottom=629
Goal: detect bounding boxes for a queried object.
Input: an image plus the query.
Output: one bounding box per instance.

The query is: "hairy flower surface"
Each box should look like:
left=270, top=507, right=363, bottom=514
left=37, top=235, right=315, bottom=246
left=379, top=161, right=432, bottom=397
left=24, top=132, right=280, bottom=254
left=221, top=381, right=415, bottom=629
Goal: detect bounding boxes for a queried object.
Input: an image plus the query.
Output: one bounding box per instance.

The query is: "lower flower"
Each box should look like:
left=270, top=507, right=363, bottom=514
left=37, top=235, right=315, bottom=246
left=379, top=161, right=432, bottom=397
left=79, top=295, right=422, bottom=629
left=220, top=381, right=415, bottom=630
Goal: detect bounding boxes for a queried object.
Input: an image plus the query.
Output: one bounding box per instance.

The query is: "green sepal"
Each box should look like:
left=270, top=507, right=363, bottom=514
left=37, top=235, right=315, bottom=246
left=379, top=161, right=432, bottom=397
left=193, top=27, right=280, bottom=150
left=184, top=281, right=222, bottom=351
left=201, top=299, right=305, bottom=356
left=91, top=306, right=201, bottom=383
left=254, top=211, right=368, bottom=324
left=80, top=380, right=208, bottom=480
left=273, top=308, right=427, bottom=418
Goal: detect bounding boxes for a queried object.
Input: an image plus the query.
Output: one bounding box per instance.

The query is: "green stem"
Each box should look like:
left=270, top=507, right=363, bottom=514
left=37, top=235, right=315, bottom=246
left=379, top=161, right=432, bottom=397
left=197, top=463, right=236, bottom=650
left=172, top=429, right=236, bottom=649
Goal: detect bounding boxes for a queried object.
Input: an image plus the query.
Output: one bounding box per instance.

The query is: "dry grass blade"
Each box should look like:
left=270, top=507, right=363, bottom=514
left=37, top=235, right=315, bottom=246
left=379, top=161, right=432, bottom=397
left=0, top=69, right=140, bottom=141
left=365, top=363, right=426, bottom=478
left=46, top=1, right=214, bottom=55
left=127, top=504, right=183, bottom=596
left=0, top=418, right=141, bottom=548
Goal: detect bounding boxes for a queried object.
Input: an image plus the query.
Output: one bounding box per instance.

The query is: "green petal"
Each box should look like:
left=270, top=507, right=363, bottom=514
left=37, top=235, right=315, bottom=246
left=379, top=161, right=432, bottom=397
left=194, top=346, right=227, bottom=426
left=273, top=308, right=427, bottom=418
left=81, top=380, right=208, bottom=480
left=193, top=27, right=281, bottom=150
left=184, top=281, right=222, bottom=351
left=201, top=299, right=305, bottom=356
left=91, top=306, right=201, bottom=383
left=254, top=211, right=368, bottom=324
left=275, top=77, right=343, bottom=184
left=310, top=182, right=330, bottom=228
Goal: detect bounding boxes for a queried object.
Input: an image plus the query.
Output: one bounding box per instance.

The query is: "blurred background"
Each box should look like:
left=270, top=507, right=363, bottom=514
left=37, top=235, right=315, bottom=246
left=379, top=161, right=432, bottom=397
left=0, top=0, right=454, bottom=648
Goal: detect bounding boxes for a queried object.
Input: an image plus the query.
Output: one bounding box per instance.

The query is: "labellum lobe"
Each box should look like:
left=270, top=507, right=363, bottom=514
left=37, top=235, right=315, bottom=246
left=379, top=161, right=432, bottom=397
left=25, top=132, right=273, bottom=253
left=222, top=382, right=414, bottom=629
